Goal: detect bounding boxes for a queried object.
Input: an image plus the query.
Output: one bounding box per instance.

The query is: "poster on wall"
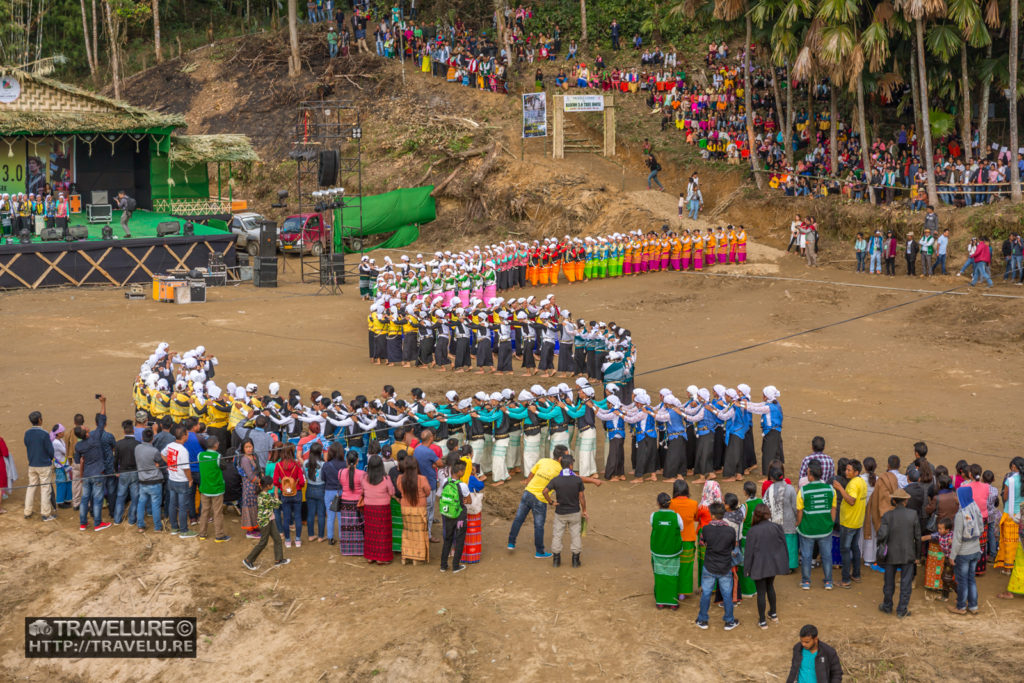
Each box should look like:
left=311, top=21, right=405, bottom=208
left=522, top=92, right=548, bottom=138
left=0, top=137, right=75, bottom=197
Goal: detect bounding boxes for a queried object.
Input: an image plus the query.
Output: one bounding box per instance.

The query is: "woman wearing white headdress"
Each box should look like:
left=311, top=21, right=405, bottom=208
left=739, top=386, right=784, bottom=476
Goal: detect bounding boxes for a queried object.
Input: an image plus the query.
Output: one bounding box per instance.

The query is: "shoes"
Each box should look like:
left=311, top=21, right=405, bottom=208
left=284, top=540, right=292, bottom=548
left=552, top=553, right=561, bottom=568
left=694, top=620, right=709, bottom=630
left=242, top=559, right=259, bottom=571
left=328, top=538, right=336, bottom=545
left=946, top=605, right=967, bottom=615
left=800, top=582, right=810, bottom=590
left=295, top=539, right=302, bottom=548
left=839, top=582, right=852, bottom=589
left=198, top=536, right=208, bottom=541
left=768, top=612, right=778, bottom=623
left=138, top=527, right=146, bottom=533
left=42, top=515, right=57, bottom=522
left=178, top=531, right=197, bottom=539
left=897, top=610, right=911, bottom=618
left=439, top=566, right=448, bottom=573
left=506, top=543, right=515, bottom=550
left=967, top=607, right=979, bottom=615
left=274, top=558, right=291, bottom=566
left=452, top=566, right=466, bottom=574
left=824, top=583, right=833, bottom=591
left=215, top=536, right=231, bottom=543
left=571, top=553, right=581, bottom=568
left=878, top=604, right=892, bottom=615
left=168, top=529, right=181, bottom=536
left=246, top=532, right=261, bottom=539
left=758, top=621, right=768, bottom=630
left=535, top=552, right=553, bottom=559
left=94, top=522, right=111, bottom=532
left=79, top=524, right=87, bottom=531
left=724, top=620, right=740, bottom=631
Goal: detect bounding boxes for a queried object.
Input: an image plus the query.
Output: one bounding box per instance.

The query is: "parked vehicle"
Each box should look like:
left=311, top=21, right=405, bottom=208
left=278, top=212, right=330, bottom=256
left=229, top=212, right=268, bottom=256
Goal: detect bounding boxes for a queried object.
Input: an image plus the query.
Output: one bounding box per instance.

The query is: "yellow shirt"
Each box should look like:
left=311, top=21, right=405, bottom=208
left=525, top=458, right=563, bottom=502
left=839, top=476, right=868, bottom=529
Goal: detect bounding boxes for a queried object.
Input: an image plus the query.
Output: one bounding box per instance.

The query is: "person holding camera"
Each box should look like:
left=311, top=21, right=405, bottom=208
left=73, top=395, right=112, bottom=532
left=116, top=191, right=136, bottom=238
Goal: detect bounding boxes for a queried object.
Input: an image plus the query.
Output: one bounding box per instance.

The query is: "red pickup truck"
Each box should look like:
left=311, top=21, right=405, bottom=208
left=277, top=212, right=330, bottom=256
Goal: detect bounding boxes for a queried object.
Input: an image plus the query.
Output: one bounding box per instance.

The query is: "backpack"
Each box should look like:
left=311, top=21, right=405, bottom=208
left=280, top=462, right=299, bottom=497
left=439, top=479, right=464, bottom=519
left=125, top=196, right=137, bottom=211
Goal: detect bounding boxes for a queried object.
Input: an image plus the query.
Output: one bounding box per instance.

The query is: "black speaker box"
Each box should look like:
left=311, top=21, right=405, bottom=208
left=157, top=221, right=180, bottom=237
left=318, top=150, right=339, bottom=187
left=258, top=221, right=277, bottom=256
left=68, top=226, right=89, bottom=240
left=319, top=252, right=347, bottom=285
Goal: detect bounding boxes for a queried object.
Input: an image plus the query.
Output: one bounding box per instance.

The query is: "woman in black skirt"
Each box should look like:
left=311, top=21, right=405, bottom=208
left=400, top=308, right=418, bottom=368
left=417, top=314, right=435, bottom=368
left=495, top=312, right=514, bottom=374
left=472, top=312, right=493, bottom=374
left=557, top=312, right=576, bottom=376
left=452, top=315, right=472, bottom=372
left=514, top=312, right=537, bottom=376
left=433, top=313, right=451, bottom=370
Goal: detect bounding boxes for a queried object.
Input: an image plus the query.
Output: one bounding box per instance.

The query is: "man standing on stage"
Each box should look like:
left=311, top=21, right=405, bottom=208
left=116, top=190, right=136, bottom=238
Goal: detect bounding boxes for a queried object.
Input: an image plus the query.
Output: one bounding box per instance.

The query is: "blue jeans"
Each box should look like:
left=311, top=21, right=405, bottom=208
left=869, top=252, right=882, bottom=273
left=959, top=257, right=975, bottom=275
left=988, top=517, right=1000, bottom=559
left=697, top=566, right=736, bottom=624
left=1004, top=254, right=1022, bottom=280
left=136, top=483, right=163, bottom=531
left=329, top=42, right=338, bottom=58
left=376, top=40, right=384, bottom=55
left=971, top=261, right=993, bottom=287
left=324, top=489, right=341, bottom=540
left=688, top=199, right=700, bottom=220
left=648, top=170, right=664, bottom=190
left=114, top=471, right=139, bottom=525
left=933, top=253, right=947, bottom=275
left=167, top=480, right=190, bottom=533
left=280, top=494, right=302, bottom=540
left=954, top=552, right=980, bottom=610
left=508, top=491, right=547, bottom=553
left=799, top=534, right=834, bottom=585
left=306, top=486, right=326, bottom=537
left=839, top=525, right=862, bottom=583
left=855, top=251, right=866, bottom=272
left=79, top=478, right=104, bottom=527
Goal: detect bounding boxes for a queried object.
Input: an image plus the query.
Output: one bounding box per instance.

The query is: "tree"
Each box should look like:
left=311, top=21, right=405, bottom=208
left=80, top=0, right=98, bottom=79
left=1010, top=0, right=1021, bottom=202
left=580, top=0, right=588, bottom=43
left=103, top=0, right=123, bottom=98
left=287, top=0, right=300, bottom=77
left=153, top=0, right=162, bottom=64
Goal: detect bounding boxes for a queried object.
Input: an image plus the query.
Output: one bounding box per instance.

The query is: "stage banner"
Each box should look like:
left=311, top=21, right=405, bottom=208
left=522, top=93, right=548, bottom=138
left=0, top=137, right=75, bottom=197
left=563, top=94, right=605, bottom=112
left=0, top=138, right=26, bottom=196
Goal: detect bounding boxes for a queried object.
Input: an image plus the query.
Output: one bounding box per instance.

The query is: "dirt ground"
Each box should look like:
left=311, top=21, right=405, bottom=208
left=1, top=235, right=1023, bottom=682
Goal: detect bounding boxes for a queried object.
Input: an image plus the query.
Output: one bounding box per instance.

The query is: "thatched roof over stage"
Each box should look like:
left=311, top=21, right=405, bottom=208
left=168, top=134, right=260, bottom=166
left=0, top=67, right=186, bottom=136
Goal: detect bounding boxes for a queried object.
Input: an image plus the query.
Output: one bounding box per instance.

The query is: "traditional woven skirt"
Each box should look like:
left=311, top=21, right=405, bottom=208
left=652, top=552, right=682, bottom=607
left=401, top=505, right=430, bottom=562
left=994, top=513, right=1020, bottom=570
left=461, top=512, right=482, bottom=564
left=390, top=498, right=404, bottom=553
left=1008, top=545, right=1024, bottom=594
left=363, top=503, right=393, bottom=563
left=976, top=525, right=988, bottom=575
left=924, top=541, right=946, bottom=591
left=678, top=540, right=696, bottom=595
left=240, top=478, right=259, bottom=531
left=338, top=499, right=364, bottom=556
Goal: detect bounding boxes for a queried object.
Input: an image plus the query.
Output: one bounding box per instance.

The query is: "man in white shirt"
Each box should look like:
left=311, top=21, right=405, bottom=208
left=162, top=425, right=195, bottom=537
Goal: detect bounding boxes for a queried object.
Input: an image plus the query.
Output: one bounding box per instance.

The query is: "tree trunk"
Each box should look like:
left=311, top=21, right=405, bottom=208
left=915, top=18, right=939, bottom=206
left=829, top=79, right=838, bottom=175
left=80, top=0, right=96, bottom=77
left=772, top=66, right=794, bottom=169
left=784, top=64, right=795, bottom=169
left=495, top=1, right=514, bottom=74
left=856, top=72, right=876, bottom=203
left=92, top=0, right=99, bottom=76
left=744, top=16, right=762, bottom=188
left=1010, top=0, right=1021, bottom=202
left=580, top=0, right=587, bottom=44
left=103, top=0, right=121, bottom=99
left=960, top=44, right=971, bottom=164
left=153, top=0, right=162, bottom=63
left=979, top=42, right=992, bottom=161
left=287, top=0, right=300, bottom=76
left=909, top=49, right=923, bottom=148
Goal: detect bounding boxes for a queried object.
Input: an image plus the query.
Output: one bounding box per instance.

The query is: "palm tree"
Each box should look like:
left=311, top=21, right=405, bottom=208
left=152, top=0, right=162, bottom=64
left=580, top=0, right=588, bottom=44
left=1009, top=0, right=1020, bottom=202
left=287, top=0, right=300, bottom=77
left=896, top=0, right=947, bottom=206
left=947, top=0, right=995, bottom=164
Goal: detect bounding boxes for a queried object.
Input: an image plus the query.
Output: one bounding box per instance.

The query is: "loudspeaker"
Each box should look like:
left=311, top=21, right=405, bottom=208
left=40, top=227, right=61, bottom=241
left=258, top=221, right=277, bottom=256
left=254, top=256, right=278, bottom=288
left=183, top=221, right=195, bottom=237
left=68, top=226, right=89, bottom=240
left=319, top=252, right=347, bottom=285
left=101, top=225, right=114, bottom=240
left=90, top=190, right=108, bottom=205
left=318, top=150, right=338, bottom=187
left=157, top=221, right=180, bottom=237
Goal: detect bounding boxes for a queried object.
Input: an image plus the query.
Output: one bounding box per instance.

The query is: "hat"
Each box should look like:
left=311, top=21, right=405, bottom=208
left=890, top=489, right=910, bottom=501
left=135, top=410, right=148, bottom=422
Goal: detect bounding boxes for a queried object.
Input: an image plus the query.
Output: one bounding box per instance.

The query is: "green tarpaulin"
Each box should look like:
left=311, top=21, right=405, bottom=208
left=333, top=186, right=436, bottom=253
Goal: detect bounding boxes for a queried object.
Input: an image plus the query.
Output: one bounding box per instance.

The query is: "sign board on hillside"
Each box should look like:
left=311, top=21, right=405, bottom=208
left=522, top=93, right=547, bottom=138
left=563, top=95, right=605, bottom=113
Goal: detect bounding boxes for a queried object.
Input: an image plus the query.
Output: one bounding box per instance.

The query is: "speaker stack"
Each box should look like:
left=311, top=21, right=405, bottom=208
left=254, top=221, right=278, bottom=288
left=319, top=251, right=347, bottom=285
left=318, top=150, right=339, bottom=187
left=258, top=220, right=278, bottom=256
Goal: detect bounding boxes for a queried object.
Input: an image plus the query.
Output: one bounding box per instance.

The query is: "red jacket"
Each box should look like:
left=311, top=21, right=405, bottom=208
left=273, top=459, right=306, bottom=493
left=974, top=240, right=991, bottom=264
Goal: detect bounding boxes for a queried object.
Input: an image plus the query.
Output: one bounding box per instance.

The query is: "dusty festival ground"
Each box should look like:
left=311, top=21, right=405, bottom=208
left=1, top=236, right=1023, bottom=681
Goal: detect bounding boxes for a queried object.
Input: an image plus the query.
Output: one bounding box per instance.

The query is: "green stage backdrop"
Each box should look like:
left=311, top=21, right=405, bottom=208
left=332, top=186, right=436, bottom=253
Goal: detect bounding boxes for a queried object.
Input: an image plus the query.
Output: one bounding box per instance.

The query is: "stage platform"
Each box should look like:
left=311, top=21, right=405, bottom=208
left=2, top=210, right=228, bottom=244
left=0, top=230, right=238, bottom=290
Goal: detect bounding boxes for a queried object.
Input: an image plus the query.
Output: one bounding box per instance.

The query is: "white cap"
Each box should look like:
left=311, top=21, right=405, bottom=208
left=208, top=386, right=222, bottom=400
left=698, top=388, right=711, bottom=402
left=737, top=383, right=752, bottom=399
left=713, top=384, right=726, bottom=398
left=575, top=377, right=590, bottom=388
left=726, top=388, right=739, bottom=400
left=445, top=390, right=459, bottom=402
left=268, top=382, right=280, bottom=395
left=607, top=395, right=622, bottom=409
left=517, top=390, right=534, bottom=402
left=501, top=388, right=514, bottom=400
left=488, top=392, right=502, bottom=402
left=235, top=387, right=247, bottom=400
left=605, top=383, right=620, bottom=394
left=457, top=398, right=473, bottom=410
left=246, top=383, right=258, bottom=393
left=763, top=385, right=780, bottom=401
left=530, top=384, right=545, bottom=395
left=423, top=403, right=437, bottom=413
left=174, top=379, right=187, bottom=391
left=686, top=384, right=699, bottom=399
left=547, top=387, right=560, bottom=397
left=581, top=386, right=596, bottom=398
left=474, top=391, right=488, bottom=401
left=157, top=379, right=169, bottom=390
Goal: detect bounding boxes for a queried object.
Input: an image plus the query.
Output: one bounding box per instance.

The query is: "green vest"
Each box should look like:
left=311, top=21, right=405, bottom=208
left=650, top=509, right=683, bottom=556
left=798, top=481, right=834, bottom=538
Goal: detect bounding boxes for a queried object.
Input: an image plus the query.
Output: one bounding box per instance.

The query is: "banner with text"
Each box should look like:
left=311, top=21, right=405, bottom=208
left=522, top=93, right=548, bottom=138
left=563, top=95, right=605, bottom=113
